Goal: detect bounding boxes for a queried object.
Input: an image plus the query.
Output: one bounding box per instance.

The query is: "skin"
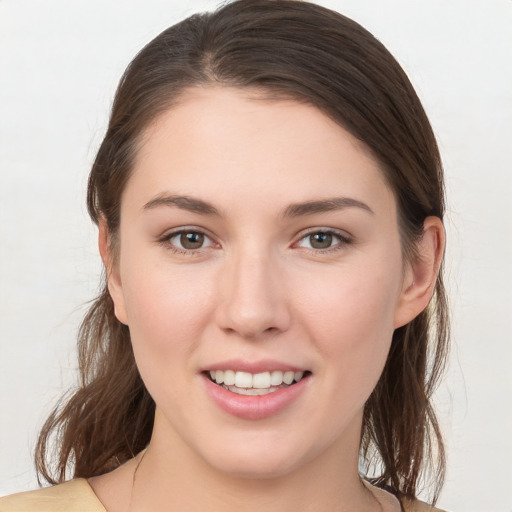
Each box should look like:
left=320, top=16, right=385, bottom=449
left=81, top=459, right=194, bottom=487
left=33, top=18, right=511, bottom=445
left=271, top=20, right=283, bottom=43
left=90, top=87, right=444, bottom=512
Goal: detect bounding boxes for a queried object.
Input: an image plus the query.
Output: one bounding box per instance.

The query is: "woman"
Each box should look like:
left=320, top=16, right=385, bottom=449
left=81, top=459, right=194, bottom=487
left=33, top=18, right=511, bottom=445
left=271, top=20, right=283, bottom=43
left=0, top=1, right=449, bottom=511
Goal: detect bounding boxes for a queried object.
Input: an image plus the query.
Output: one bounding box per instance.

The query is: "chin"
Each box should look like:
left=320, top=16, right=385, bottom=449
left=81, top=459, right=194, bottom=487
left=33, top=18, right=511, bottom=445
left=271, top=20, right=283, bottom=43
left=208, top=454, right=301, bottom=480
left=197, top=432, right=313, bottom=480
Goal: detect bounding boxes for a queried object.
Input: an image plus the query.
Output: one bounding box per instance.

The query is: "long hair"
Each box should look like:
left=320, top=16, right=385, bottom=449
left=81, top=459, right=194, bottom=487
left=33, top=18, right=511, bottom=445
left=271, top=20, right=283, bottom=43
left=36, top=0, right=449, bottom=503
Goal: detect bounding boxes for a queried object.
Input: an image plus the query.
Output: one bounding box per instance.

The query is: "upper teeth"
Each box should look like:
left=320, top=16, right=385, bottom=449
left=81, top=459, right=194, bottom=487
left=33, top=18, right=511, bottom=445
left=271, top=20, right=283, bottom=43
left=209, top=370, right=304, bottom=388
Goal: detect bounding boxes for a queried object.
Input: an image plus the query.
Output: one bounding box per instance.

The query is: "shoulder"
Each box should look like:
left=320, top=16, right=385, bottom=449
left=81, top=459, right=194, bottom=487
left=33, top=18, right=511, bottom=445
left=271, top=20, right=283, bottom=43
left=402, top=498, right=448, bottom=512
left=0, top=479, right=106, bottom=512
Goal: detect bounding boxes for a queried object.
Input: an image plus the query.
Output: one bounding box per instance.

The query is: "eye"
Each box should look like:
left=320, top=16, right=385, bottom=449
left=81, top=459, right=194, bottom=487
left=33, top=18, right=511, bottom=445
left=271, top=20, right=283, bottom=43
left=296, top=230, right=350, bottom=251
left=164, top=230, right=216, bottom=252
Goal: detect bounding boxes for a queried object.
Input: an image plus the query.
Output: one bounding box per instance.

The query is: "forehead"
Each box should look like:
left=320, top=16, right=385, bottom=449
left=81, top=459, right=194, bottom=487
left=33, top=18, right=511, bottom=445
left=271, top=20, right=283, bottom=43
left=126, top=86, right=395, bottom=218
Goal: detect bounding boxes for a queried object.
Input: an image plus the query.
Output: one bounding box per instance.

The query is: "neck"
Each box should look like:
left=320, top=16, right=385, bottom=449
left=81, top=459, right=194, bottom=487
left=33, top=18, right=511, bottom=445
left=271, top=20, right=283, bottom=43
left=129, top=410, right=380, bottom=512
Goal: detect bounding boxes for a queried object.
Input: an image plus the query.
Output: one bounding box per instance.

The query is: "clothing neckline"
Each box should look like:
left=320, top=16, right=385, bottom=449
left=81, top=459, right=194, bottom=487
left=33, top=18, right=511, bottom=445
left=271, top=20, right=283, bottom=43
left=84, top=475, right=404, bottom=512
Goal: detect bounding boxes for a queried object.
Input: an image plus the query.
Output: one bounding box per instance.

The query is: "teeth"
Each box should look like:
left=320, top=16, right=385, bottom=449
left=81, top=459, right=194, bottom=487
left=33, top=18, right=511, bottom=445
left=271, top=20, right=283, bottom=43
left=235, top=371, right=252, bottom=388
left=223, top=369, right=236, bottom=386
left=223, top=385, right=280, bottom=396
left=283, top=371, right=294, bottom=385
left=253, top=372, right=271, bottom=389
left=270, top=370, right=283, bottom=386
left=208, top=369, right=306, bottom=389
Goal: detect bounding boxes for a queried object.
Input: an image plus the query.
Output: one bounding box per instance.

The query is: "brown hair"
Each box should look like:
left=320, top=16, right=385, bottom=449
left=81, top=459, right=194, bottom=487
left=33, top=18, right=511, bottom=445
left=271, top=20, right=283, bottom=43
left=36, top=0, right=449, bottom=503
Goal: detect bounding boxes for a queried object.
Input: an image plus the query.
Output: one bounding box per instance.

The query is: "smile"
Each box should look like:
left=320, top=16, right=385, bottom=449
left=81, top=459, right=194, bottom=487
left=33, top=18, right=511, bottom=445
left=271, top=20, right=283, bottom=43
left=208, top=370, right=307, bottom=396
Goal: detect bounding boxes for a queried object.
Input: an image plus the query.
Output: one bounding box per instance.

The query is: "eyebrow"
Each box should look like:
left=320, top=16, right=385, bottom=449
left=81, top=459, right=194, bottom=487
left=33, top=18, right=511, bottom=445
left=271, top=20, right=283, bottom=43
left=283, top=197, right=374, bottom=217
left=143, top=194, right=221, bottom=216
left=143, top=194, right=373, bottom=218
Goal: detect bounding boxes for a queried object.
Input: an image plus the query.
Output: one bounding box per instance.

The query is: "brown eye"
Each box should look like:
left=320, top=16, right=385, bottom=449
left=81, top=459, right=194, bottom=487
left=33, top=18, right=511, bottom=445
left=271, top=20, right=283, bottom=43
left=179, top=232, right=205, bottom=249
left=164, top=230, right=216, bottom=254
left=309, top=232, right=333, bottom=249
left=296, top=230, right=350, bottom=252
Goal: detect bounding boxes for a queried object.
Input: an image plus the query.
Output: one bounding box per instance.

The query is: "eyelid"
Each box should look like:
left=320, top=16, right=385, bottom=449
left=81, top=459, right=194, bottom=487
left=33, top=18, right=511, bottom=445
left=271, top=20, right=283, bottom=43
left=157, top=226, right=352, bottom=255
left=293, top=227, right=353, bottom=251
left=158, top=226, right=220, bottom=254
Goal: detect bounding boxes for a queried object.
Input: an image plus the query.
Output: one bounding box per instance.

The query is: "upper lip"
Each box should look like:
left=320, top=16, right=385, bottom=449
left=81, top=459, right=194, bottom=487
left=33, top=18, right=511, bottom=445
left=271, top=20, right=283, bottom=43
left=201, top=359, right=308, bottom=374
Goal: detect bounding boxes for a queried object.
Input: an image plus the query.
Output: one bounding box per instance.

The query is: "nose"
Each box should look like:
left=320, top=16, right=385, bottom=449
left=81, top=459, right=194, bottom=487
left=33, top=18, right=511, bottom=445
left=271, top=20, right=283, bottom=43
left=215, top=249, right=291, bottom=339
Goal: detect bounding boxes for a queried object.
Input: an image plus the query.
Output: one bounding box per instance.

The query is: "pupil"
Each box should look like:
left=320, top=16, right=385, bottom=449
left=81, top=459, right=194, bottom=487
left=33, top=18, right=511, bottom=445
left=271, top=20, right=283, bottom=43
left=181, top=232, right=204, bottom=249
left=311, top=232, right=332, bottom=249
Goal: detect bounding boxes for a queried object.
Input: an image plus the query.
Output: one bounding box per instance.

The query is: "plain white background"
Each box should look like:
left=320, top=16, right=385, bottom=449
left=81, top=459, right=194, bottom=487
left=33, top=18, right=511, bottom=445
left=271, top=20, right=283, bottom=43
left=1, top=1, right=511, bottom=510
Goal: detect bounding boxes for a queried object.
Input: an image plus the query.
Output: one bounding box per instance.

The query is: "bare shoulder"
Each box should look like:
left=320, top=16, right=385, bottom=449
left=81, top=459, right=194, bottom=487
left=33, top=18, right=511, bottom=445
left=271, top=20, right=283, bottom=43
left=0, top=479, right=106, bottom=512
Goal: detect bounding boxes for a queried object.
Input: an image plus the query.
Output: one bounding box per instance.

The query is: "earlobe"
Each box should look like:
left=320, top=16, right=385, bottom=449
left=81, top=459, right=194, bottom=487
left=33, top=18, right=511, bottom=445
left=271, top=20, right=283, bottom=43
left=394, top=216, right=445, bottom=328
left=98, top=219, right=128, bottom=325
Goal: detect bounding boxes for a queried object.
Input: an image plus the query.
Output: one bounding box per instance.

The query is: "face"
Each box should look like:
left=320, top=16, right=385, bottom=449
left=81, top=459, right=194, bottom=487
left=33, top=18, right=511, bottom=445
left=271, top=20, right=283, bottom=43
left=107, top=87, right=418, bottom=479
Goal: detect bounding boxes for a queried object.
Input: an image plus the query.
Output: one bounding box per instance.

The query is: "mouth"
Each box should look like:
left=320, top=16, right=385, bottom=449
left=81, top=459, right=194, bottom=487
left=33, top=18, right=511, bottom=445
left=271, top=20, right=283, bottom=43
left=205, top=369, right=311, bottom=396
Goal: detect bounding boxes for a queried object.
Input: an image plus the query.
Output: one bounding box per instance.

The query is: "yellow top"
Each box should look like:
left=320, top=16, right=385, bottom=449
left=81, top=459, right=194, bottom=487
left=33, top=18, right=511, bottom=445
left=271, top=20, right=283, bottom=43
left=0, top=479, right=447, bottom=512
left=0, top=480, right=105, bottom=512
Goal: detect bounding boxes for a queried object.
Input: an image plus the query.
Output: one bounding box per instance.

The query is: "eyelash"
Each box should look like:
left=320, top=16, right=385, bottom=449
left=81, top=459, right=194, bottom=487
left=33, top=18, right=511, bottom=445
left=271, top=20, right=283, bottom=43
left=294, top=228, right=353, bottom=254
left=158, top=228, right=217, bottom=256
left=158, top=228, right=353, bottom=256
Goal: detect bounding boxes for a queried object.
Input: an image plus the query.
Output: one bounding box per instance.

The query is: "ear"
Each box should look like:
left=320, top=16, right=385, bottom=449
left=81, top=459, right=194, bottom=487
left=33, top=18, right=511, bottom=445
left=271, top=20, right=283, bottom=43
left=394, top=216, right=445, bottom=328
left=98, top=218, right=128, bottom=325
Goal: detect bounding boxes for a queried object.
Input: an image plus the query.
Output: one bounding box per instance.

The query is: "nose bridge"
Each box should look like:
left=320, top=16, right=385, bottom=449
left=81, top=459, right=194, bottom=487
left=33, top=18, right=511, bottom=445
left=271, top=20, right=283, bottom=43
left=216, top=242, right=290, bottom=338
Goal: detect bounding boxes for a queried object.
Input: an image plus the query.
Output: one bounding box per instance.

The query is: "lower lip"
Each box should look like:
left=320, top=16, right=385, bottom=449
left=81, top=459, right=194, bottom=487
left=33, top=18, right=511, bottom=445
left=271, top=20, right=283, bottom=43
left=203, top=374, right=310, bottom=420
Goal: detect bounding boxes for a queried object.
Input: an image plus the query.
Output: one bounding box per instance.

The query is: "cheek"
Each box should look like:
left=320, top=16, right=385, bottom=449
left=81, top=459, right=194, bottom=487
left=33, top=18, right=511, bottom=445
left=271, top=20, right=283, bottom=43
left=296, top=261, right=401, bottom=387
left=119, top=263, right=219, bottom=415
left=119, top=253, right=216, bottom=362
left=300, top=260, right=399, bottom=334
